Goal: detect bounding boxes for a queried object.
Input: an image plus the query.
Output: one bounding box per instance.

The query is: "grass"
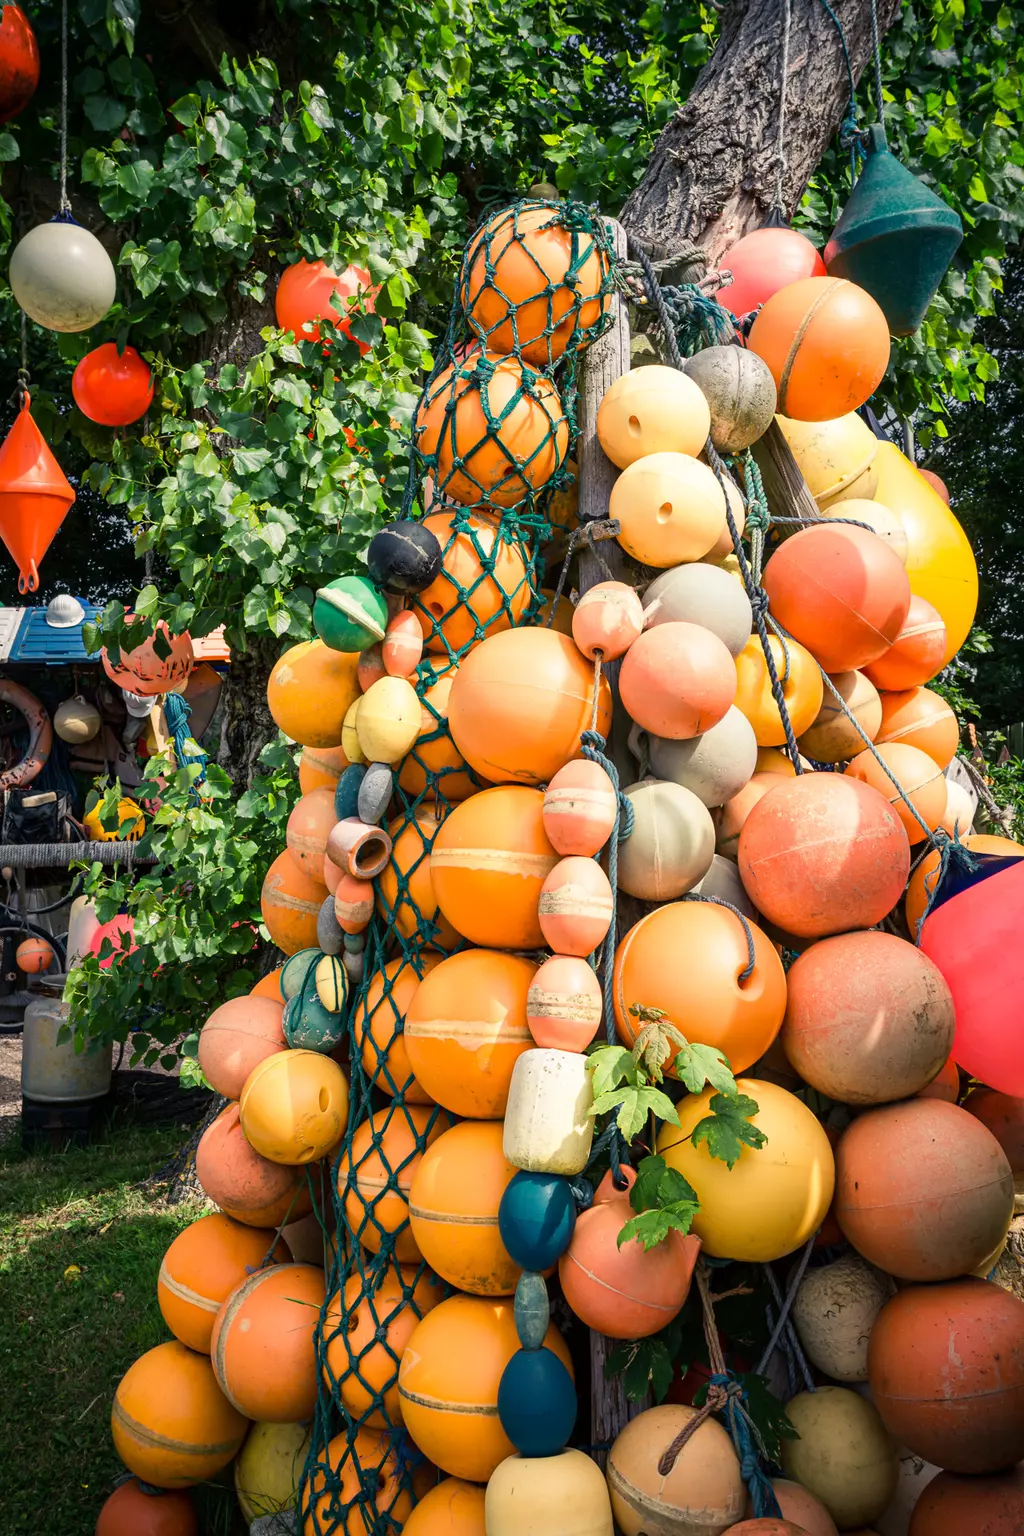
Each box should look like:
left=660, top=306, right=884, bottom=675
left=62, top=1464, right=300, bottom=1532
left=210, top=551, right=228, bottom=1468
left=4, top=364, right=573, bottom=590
left=0, top=1120, right=246, bottom=1536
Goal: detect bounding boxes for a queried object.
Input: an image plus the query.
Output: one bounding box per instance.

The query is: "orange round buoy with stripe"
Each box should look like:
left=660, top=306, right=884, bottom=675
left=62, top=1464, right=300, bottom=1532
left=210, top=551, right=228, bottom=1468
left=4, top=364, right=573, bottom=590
left=398, top=1294, right=573, bottom=1482
left=211, top=1263, right=326, bottom=1422
left=405, top=949, right=536, bottom=1118
left=285, top=788, right=338, bottom=879
left=111, top=1340, right=248, bottom=1488
left=301, top=1426, right=427, bottom=1536
left=431, top=786, right=558, bottom=949
left=542, top=759, right=617, bottom=856
left=538, top=855, right=614, bottom=956
left=863, top=594, right=947, bottom=691
left=15, top=935, right=53, bottom=973
left=747, top=276, right=890, bottom=421
left=352, top=954, right=442, bottom=1103
left=875, top=685, right=960, bottom=768
left=298, top=742, right=348, bottom=796
left=196, top=995, right=287, bottom=1100
left=343, top=1104, right=454, bottom=1261
left=95, top=1479, right=198, bottom=1536
left=409, top=1120, right=520, bottom=1295
left=249, top=967, right=285, bottom=1001
left=382, top=610, right=424, bottom=678
left=377, top=807, right=462, bottom=951
left=324, top=1265, right=445, bottom=1428
left=195, top=1103, right=313, bottom=1228
left=845, top=742, right=947, bottom=846
left=261, top=851, right=327, bottom=955
left=267, top=639, right=360, bottom=748
left=412, top=510, right=530, bottom=655
left=527, top=953, right=603, bottom=1051
left=158, top=1213, right=289, bottom=1353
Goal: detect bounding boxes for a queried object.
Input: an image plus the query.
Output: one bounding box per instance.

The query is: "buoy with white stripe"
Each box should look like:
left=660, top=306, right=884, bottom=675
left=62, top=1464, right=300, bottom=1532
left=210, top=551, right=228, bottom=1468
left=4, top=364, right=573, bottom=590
left=210, top=1262, right=326, bottom=1422
left=431, top=786, right=559, bottom=949
left=157, top=1212, right=290, bottom=1354
left=111, top=1340, right=248, bottom=1488
left=542, top=758, right=617, bottom=857
left=260, top=850, right=328, bottom=955
left=409, top=1120, right=521, bottom=1294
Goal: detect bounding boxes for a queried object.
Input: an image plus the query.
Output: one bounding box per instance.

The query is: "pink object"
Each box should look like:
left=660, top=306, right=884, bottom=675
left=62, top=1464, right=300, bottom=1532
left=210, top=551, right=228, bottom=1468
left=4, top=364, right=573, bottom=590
left=88, top=913, right=136, bottom=969
left=571, top=581, right=643, bottom=661
left=619, top=622, right=737, bottom=739
left=717, top=226, right=826, bottom=321
left=382, top=611, right=424, bottom=679
left=537, top=856, right=614, bottom=957
left=526, top=954, right=603, bottom=1051
left=863, top=594, right=947, bottom=691
left=542, top=759, right=617, bottom=857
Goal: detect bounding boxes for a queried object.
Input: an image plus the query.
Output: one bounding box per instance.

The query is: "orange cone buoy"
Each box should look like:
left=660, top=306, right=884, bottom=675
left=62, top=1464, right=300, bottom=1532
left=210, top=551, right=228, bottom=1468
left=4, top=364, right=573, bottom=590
left=0, top=394, right=75, bottom=592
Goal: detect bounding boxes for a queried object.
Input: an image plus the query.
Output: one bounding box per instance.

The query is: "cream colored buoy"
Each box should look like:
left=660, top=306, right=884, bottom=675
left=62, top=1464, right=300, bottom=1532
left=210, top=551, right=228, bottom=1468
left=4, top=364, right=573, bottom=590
left=791, top=1255, right=895, bottom=1383
left=684, top=345, right=777, bottom=453
left=596, top=366, right=711, bottom=467
left=642, top=562, right=753, bottom=657
left=356, top=675, right=420, bottom=764
left=486, top=1450, right=614, bottom=1536
left=54, top=695, right=101, bottom=744
left=502, top=1048, right=594, bottom=1175
left=610, top=452, right=726, bottom=567
left=10, top=220, right=116, bottom=332
left=616, top=779, right=715, bottom=901
left=646, top=705, right=758, bottom=808
left=780, top=1387, right=899, bottom=1530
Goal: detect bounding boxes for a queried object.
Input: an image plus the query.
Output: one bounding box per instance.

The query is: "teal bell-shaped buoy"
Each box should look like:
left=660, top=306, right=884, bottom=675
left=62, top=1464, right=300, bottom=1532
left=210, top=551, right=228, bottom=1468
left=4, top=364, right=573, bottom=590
left=824, top=124, right=963, bottom=338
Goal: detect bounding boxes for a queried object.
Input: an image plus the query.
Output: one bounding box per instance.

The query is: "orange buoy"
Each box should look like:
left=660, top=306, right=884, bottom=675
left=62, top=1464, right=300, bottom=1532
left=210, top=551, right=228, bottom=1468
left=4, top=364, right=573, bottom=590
left=195, top=1104, right=313, bottom=1227
left=333, top=871, right=374, bottom=933
left=542, top=759, right=617, bottom=857
left=377, top=807, right=462, bottom=950
left=382, top=610, right=424, bottom=678
left=102, top=620, right=194, bottom=698
left=286, top=788, right=338, bottom=879
left=353, top=954, right=442, bottom=1102
left=267, top=640, right=360, bottom=749
left=414, top=351, right=568, bottom=508
left=15, top=935, right=53, bottom=973
left=211, top=1263, right=326, bottom=1421
left=781, top=931, right=955, bottom=1104
left=868, top=1278, right=1024, bottom=1473
left=260, top=851, right=328, bottom=955
left=918, top=467, right=950, bottom=504
left=538, top=856, right=614, bottom=956
left=404, top=1478, right=487, bottom=1536
left=737, top=773, right=910, bottom=937
left=527, top=954, right=603, bottom=1051
left=398, top=665, right=480, bottom=803
left=323, top=1265, right=444, bottom=1427
left=875, top=684, right=959, bottom=768
left=405, top=949, right=536, bottom=1118
left=411, top=510, right=530, bottom=655
left=298, top=742, right=349, bottom=796
left=559, top=1169, right=699, bottom=1338
left=596, top=365, right=712, bottom=467
left=301, top=1426, right=424, bottom=1536
left=448, top=627, right=611, bottom=785
left=607, top=1404, right=744, bottom=1535
left=747, top=276, right=890, bottom=420
left=239, top=1050, right=349, bottom=1165
left=0, top=394, right=75, bottom=592
left=715, top=772, right=790, bottom=859
left=95, top=1479, right=198, bottom=1536
left=571, top=580, right=644, bottom=661
left=619, top=622, right=737, bottom=739
left=908, top=1466, right=1024, bottom=1534
left=430, top=786, right=558, bottom=948
left=734, top=634, right=824, bottom=746
left=158, top=1213, right=289, bottom=1353
left=762, top=524, right=911, bottom=672
left=613, top=899, right=786, bottom=1075
left=751, top=1480, right=840, bottom=1536
left=397, top=1294, right=572, bottom=1481
left=905, top=833, right=1024, bottom=939
left=197, top=995, right=287, bottom=1100
left=461, top=201, right=611, bottom=364
left=275, top=257, right=374, bottom=346
left=845, top=741, right=947, bottom=845
left=797, top=670, right=881, bottom=764
left=918, top=1054, right=960, bottom=1102
left=111, top=1341, right=247, bottom=1488
left=863, top=594, right=947, bottom=690
left=963, top=1087, right=1024, bottom=1187
left=609, top=452, right=727, bottom=566
left=410, top=1120, right=521, bottom=1294
left=835, top=1100, right=1014, bottom=1280
left=343, top=1104, right=453, bottom=1261
left=358, top=644, right=387, bottom=692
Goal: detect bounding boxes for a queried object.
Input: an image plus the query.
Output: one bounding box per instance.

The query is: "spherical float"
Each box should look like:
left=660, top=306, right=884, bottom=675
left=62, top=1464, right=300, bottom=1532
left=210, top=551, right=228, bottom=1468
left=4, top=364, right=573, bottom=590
left=596, top=365, right=711, bottom=468
left=780, top=1387, right=898, bottom=1530
left=845, top=740, right=947, bottom=845
left=683, top=345, right=777, bottom=452
left=619, top=621, right=737, bottom=739
left=301, top=1427, right=421, bottom=1536
left=537, top=855, right=613, bottom=956
left=11, top=219, right=117, bottom=332
left=963, top=1087, right=1024, bottom=1196
left=940, top=778, right=975, bottom=836
left=752, top=1479, right=839, bottom=1536
left=647, top=705, right=758, bottom=809
left=355, top=675, right=420, bottom=764
left=158, top=1212, right=289, bottom=1353
left=737, top=772, right=910, bottom=937
left=357, top=646, right=386, bottom=693
left=616, top=779, right=715, bottom=900
left=260, top=851, right=328, bottom=955
left=398, top=1294, right=572, bottom=1481
left=461, top=201, right=611, bottom=364
left=403, top=1478, right=487, bottom=1536
left=211, top=1262, right=325, bottom=1422
left=234, top=1422, right=309, bottom=1525
left=367, top=518, right=443, bottom=595
left=95, top=1479, right=198, bottom=1536
left=411, top=509, right=530, bottom=655
left=239, top=1050, right=349, bottom=1165
left=352, top=953, right=441, bottom=1102
left=781, top=931, right=955, bottom=1104
left=195, top=1103, right=312, bottom=1227
left=542, top=759, right=617, bottom=857
left=0, top=5, right=39, bottom=125
left=498, top=1345, right=577, bottom=1456
left=797, top=669, right=882, bottom=763
left=15, top=935, right=53, bottom=973
left=399, top=665, right=480, bottom=804
left=614, top=900, right=787, bottom=1074
left=726, top=1525, right=807, bottom=1536
left=908, top=1465, right=1024, bottom=1536
left=498, top=1170, right=577, bottom=1271
left=405, top=948, right=536, bottom=1118
left=829, top=495, right=909, bottom=561
left=111, top=1340, right=247, bottom=1488
left=691, top=852, right=757, bottom=916
left=867, top=1278, right=1024, bottom=1473
left=313, top=574, right=388, bottom=653
left=430, top=787, right=557, bottom=949
left=717, top=226, right=827, bottom=318
left=715, top=771, right=790, bottom=860
left=525, top=953, right=602, bottom=1052
left=609, top=452, right=727, bottom=566
left=285, top=787, right=338, bottom=880
left=571, top=581, right=644, bottom=660
left=53, top=695, right=101, bottom=744
left=267, top=640, right=360, bottom=749
left=414, top=351, right=568, bottom=507
left=447, top=626, right=611, bottom=785
left=409, top=1120, right=520, bottom=1294
left=323, top=1265, right=443, bottom=1428
left=659, top=1080, right=834, bottom=1261
left=747, top=276, right=890, bottom=420
left=343, top=1104, right=453, bottom=1260
left=486, top=1449, right=613, bottom=1536
left=606, top=1404, right=744, bottom=1536
left=791, top=1254, right=894, bottom=1383
left=777, top=411, right=880, bottom=508
left=733, top=633, right=824, bottom=745
left=642, top=560, right=753, bottom=657
left=275, top=257, right=374, bottom=346
left=102, top=620, right=194, bottom=697
left=918, top=1053, right=961, bottom=1102
left=762, top=523, right=911, bottom=672
left=863, top=594, right=947, bottom=690
left=73, top=343, right=154, bottom=427
left=875, top=684, right=959, bottom=768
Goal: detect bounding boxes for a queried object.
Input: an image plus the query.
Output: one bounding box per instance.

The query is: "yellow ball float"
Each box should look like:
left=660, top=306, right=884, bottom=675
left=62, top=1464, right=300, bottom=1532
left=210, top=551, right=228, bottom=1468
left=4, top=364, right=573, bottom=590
left=596, top=365, right=711, bottom=468
left=267, top=639, right=360, bottom=748
left=609, top=452, right=726, bottom=567
left=734, top=634, right=824, bottom=746
left=239, top=1050, right=349, bottom=1165
left=235, top=1422, right=309, bottom=1524
left=356, top=675, right=421, bottom=764
left=776, top=411, right=879, bottom=508
left=409, top=1119, right=520, bottom=1294
left=780, top=1387, right=899, bottom=1530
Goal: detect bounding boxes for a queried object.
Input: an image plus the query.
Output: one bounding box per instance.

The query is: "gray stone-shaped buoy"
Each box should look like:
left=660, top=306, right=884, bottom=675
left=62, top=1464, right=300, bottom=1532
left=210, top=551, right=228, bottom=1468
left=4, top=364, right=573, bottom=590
left=648, top=706, right=758, bottom=809
left=343, top=929, right=366, bottom=954
left=514, top=1270, right=551, bottom=1351
left=643, top=562, right=753, bottom=657
left=334, top=762, right=366, bottom=822
left=683, top=345, right=777, bottom=454
left=10, top=219, right=117, bottom=333
left=617, top=778, right=716, bottom=902
left=342, top=946, right=365, bottom=986
left=358, top=761, right=394, bottom=826
left=690, top=852, right=757, bottom=918
left=317, top=894, right=344, bottom=955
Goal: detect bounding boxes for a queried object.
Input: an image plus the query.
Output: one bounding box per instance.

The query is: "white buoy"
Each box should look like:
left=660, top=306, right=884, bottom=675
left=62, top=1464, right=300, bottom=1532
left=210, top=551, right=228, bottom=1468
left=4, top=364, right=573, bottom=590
left=10, top=218, right=116, bottom=332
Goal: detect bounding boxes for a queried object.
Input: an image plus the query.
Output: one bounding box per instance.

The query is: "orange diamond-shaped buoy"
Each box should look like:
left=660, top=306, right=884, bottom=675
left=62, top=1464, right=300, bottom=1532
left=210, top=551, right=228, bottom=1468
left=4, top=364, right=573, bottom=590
left=0, top=391, right=75, bottom=591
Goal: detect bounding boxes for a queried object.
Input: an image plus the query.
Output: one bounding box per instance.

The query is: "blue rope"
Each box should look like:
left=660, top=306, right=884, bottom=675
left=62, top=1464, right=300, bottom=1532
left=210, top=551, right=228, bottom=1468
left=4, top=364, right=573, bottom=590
left=164, top=692, right=207, bottom=804
left=713, top=1375, right=783, bottom=1519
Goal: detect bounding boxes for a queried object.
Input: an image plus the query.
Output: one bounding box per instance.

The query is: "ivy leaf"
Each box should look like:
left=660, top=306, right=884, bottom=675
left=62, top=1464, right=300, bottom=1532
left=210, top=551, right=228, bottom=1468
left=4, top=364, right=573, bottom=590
left=619, top=1154, right=700, bottom=1249
left=673, top=1041, right=737, bottom=1098
left=691, top=1092, right=766, bottom=1169
left=606, top=1334, right=678, bottom=1403
left=586, top=1044, right=636, bottom=1100
left=618, top=1204, right=697, bottom=1252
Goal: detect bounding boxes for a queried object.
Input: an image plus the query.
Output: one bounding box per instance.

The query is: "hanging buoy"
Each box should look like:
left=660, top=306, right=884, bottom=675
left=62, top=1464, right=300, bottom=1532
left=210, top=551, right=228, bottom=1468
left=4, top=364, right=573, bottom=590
left=72, top=342, right=154, bottom=427
left=274, top=257, right=375, bottom=350
left=10, top=217, right=116, bottom=332
left=0, top=394, right=75, bottom=592
left=0, top=6, right=38, bottom=123
left=747, top=276, right=890, bottom=421
left=102, top=620, right=194, bottom=697
left=716, top=226, right=827, bottom=319
left=825, top=125, right=963, bottom=337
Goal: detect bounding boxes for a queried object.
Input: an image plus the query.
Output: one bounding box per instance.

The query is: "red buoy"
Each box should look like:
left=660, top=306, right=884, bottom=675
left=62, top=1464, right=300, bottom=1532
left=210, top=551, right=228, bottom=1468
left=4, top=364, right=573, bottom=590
left=0, top=394, right=75, bottom=592
left=73, top=343, right=154, bottom=427
left=716, top=227, right=826, bottom=320
left=275, top=258, right=375, bottom=352
left=0, top=6, right=39, bottom=124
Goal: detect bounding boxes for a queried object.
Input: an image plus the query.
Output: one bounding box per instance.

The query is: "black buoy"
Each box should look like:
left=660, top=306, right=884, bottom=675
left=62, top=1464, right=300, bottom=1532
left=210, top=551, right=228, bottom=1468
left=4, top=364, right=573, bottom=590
left=367, top=519, right=443, bottom=595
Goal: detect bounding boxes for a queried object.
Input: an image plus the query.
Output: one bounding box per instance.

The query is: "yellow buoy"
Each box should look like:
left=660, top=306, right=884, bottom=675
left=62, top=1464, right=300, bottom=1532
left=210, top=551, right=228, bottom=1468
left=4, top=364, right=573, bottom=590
left=235, top=1422, right=309, bottom=1523
left=776, top=412, right=879, bottom=508
left=357, top=675, right=422, bottom=764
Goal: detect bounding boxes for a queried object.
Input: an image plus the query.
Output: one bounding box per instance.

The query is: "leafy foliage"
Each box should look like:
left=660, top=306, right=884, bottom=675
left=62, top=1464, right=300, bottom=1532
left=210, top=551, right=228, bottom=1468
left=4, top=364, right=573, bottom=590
left=691, top=1093, right=768, bottom=1170
left=617, top=1153, right=700, bottom=1252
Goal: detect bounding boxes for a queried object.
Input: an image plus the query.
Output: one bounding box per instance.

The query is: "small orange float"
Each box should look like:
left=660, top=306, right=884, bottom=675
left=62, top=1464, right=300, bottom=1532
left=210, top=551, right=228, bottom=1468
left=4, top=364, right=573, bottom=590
left=619, top=621, right=737, bottom=739
left=863, top=594, right=947, bottom=690
left=874, top=684, right=960, bottom=768
left=845, top=741, right=947, bottom=845
left=158, top=1212, right=289, bottom=1354
left=537, top=855, right=614, bottom=956
left=260, top=850, right=328, bottom=955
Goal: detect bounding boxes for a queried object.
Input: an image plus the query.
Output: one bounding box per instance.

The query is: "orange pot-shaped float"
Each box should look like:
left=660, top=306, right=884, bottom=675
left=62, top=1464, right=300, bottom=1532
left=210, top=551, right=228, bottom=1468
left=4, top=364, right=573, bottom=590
left=195, top=1103, right=313, bottom=1228
left=323, top=1265, right=444, bottom=1429
left=411, top=510, right=530, bottom=656
left=845, top=741, right=947, bottom=846
left=0, top=394, right=75, bottom=593
left=196, top=995, right=287, bottom=1101
left=343, top=1103, right=453, bottom=1261
left=538, top=855, right=614, bottom=957
left=112, top=1341, right=248, bottom=1489
left=734, top=634, right=824, bottom=746
left=404, top=949, right=536, bottom=1118
left=430, top=786, right=558, bottom=949
left=542, top=759, right=617, bottom=857
left=286, top=787, right=339, bottom=878
left=559, top=1169, right=700, bottom=1338
left=260, top=851, right=328, bottom=955
left=448, top=627, right=611, bottom=786
left=352, top=954, right=442, bottom=1102
left=619, top=621, right=737, bottom=739
left=409, top=1120, right=521, bottom=1295
left=875, top=685, right=960, bottom=768
left=613, top=899, right=786, bottom=1074
left=747, top=276, right=890, bottom=420
left=527, top=953, right=603, bottom=1051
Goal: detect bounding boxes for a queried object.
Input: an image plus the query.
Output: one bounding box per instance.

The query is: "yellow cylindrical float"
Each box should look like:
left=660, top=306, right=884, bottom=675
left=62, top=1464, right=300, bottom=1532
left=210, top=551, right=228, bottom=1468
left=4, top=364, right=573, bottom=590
left=235, top=1422, right=309, bottom=1524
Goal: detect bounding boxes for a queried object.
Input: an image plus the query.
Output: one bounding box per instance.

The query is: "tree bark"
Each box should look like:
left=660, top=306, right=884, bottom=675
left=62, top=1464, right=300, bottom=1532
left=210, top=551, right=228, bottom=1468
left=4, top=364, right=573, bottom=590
left=621, top=0, right=903, bottom=262
left=215, top=629, right=279, bottom=785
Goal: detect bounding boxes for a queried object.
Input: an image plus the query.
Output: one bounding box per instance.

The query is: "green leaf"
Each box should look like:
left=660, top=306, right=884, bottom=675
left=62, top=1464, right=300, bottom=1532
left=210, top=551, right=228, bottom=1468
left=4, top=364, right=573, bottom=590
left=735, top=1373, right=799, bottom=1463
left=0, top=131, right=19, bottom=162
left=84, top=94, right=126, bottom=132
left=673, top=1041, right=737, bottom=1097
left=586, top=1044, right=636, bottom=1101
left=691, top=1093, right=766, bottom=1169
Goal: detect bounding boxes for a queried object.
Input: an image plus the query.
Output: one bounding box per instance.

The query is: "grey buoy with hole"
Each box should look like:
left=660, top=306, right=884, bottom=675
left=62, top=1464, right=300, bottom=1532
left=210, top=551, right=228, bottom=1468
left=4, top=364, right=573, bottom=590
left=642, top=562, right=752, bottom=656
left=647, top=706, right=758, bottom=808
left=683, top=345, right=777, bottom=453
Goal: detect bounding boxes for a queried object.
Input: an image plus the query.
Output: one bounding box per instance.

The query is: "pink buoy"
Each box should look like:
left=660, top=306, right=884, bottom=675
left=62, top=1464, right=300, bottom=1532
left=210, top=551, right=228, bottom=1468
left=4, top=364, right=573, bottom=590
left=89, top=913, right=136, bottom=969
left=527, top=953, right=603, bottom=1051
left=538, top=856, right=613, bottom=957
left=619, top=622, right=737, bottom=740
left=382, top=611, right=424, bottom=679
left=571, top=581, right=643, bottom=661
left=542, top=759, right=617, bottom=857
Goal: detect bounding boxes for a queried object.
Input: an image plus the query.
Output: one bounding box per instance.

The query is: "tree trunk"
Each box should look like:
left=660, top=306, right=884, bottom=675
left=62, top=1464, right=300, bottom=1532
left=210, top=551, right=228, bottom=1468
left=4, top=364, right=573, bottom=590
left=621, top=0, right=903, bottom=261
left=215, top=630, right=280, bottom=786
